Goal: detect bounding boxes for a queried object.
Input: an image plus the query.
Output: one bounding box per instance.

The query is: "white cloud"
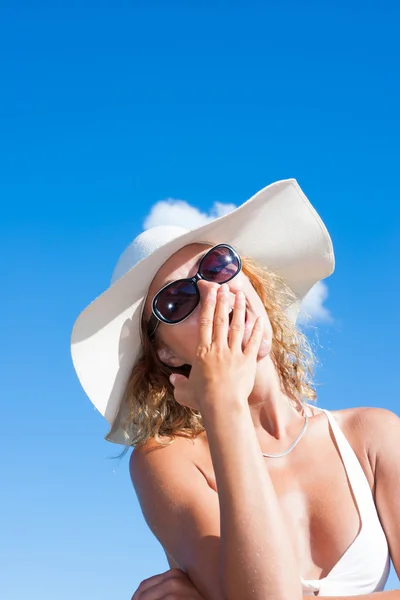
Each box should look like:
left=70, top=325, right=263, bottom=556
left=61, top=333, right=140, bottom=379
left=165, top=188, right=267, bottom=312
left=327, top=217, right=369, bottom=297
left=299, top=281, right=332, bottom=323
left=144, top=198, right=332, bottom=323
left=143, top=198, right=236, bottom=230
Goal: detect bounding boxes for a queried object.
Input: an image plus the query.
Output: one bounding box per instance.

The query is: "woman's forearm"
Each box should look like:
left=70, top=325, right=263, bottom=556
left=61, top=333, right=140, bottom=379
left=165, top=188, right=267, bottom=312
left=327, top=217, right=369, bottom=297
left=202, top=400, right=302, bottom=600
left=319, top=593, right=400, bottom=600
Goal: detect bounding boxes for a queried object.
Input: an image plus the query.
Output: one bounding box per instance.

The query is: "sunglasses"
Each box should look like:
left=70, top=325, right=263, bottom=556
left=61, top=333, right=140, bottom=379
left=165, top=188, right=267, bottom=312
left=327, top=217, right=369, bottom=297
left=147, top=244, right=242, bottom=337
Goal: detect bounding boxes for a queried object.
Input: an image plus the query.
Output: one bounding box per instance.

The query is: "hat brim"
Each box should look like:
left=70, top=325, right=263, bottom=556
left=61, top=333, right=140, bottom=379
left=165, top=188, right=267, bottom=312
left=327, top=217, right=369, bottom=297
left=70, top=179, right=334, bottom=444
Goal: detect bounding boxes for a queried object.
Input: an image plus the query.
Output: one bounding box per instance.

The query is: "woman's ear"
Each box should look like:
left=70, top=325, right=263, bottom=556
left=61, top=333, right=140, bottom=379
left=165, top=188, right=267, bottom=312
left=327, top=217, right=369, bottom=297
left=157, top=346, right=185, bottom=368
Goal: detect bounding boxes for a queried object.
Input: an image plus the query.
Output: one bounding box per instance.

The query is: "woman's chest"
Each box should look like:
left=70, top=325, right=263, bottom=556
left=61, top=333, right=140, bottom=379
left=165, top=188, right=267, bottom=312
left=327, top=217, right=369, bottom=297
left=268, top=450, right=361, bottom=579
left=196, top=421, right=371, bottom=581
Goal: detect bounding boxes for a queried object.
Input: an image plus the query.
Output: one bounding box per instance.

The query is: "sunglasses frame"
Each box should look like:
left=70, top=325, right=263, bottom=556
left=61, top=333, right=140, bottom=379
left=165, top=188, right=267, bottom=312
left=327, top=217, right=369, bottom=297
left=147, top=243, right=242, bottom=338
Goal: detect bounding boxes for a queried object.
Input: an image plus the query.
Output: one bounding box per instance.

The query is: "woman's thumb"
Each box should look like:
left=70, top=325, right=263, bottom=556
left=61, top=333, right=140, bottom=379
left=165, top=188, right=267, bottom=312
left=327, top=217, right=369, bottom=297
left=169, top=373, right=187, bottom=388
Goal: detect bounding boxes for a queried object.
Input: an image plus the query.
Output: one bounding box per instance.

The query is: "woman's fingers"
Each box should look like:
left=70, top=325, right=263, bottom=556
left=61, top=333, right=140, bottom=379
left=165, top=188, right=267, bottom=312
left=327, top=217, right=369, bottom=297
left=132, top=568, right=189, bottom=599
left=228, top=290, right=246, bottom=350
left=197, top=284, right=218, bottom=348
left=132, top=570, right=172, bottom=598
left=212, top=284, right=230, bottom=346
left=243, top=316, right=264, bottom=357
left=132, top=568, right=203, bottom=599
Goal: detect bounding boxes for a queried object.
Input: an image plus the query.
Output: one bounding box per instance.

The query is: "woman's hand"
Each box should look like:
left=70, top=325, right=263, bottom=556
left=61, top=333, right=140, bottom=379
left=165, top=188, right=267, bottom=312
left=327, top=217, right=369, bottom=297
left=170, top=282, right=264, bottom=413
left=131, top=568, right=205, bottom=599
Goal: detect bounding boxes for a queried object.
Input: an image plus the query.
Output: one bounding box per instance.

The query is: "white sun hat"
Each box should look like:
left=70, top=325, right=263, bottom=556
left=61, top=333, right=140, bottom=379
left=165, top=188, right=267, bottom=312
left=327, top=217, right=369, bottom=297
left=71, top=179, right=334, bottom=444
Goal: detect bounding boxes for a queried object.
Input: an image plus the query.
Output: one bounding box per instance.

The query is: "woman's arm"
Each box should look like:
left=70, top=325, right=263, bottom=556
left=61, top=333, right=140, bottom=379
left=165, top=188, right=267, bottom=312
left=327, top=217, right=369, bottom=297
left=320, top=594, right=400, bottom=600
left=130, top=414, right=300, bottom=600
left=130, top=439, right=226, bottom=600
left=372, top=408, right=400, bottom=579
left=202, top=400, right=301, bottom=600
left=131, top=284, right=302, bottom=600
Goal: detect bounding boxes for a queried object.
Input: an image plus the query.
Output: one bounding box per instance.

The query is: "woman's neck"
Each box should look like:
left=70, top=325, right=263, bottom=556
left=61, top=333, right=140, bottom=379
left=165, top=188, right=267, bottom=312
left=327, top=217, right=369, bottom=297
left=248, top=356, right=304, bottom=440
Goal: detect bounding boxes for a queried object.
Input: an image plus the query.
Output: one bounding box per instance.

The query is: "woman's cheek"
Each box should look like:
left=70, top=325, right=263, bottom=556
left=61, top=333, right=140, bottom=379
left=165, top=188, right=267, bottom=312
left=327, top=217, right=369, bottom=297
left=258, top=336, right=272, bottom=359
left=257, top=318, right=273, bottom=359
left=168, top=321, right=199, bottom=363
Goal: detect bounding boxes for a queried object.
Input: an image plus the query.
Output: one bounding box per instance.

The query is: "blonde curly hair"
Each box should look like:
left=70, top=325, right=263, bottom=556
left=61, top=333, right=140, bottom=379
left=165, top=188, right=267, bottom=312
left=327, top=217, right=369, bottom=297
left=120, top=257, right=316, bottom=448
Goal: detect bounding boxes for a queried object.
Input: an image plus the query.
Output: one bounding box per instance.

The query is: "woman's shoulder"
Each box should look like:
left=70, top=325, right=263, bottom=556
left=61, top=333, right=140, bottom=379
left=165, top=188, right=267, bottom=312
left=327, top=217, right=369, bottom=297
left=331, top=405, right=398, bottom=438
left=327, top=405, right=400, bottom=477
left=129, top=433, right=218, bottom=536
left=129, top=432, right=209, bottom=486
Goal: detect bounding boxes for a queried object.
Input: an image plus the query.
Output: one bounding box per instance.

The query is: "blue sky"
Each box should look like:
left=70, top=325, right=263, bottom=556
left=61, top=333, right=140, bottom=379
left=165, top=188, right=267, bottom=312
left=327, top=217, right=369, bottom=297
left=1, top=1, right=399, bottom=598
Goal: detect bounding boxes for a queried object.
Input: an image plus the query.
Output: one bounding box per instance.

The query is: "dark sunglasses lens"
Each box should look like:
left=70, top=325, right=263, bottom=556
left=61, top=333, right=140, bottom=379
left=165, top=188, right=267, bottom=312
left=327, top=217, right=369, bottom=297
left=200, top=247, right=240, bottom=282
left=155, top=281, right=199, bottom=323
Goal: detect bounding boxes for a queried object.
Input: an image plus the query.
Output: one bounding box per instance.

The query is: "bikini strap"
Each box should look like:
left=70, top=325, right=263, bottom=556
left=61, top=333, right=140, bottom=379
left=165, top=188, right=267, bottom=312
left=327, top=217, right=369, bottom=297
left=319, top=408, right=374, bottom=516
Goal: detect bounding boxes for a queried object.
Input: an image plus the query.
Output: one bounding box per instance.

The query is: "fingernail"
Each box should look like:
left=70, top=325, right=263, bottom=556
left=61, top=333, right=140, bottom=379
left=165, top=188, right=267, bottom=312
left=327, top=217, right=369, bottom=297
left=169, top=374, right=176, bottom=386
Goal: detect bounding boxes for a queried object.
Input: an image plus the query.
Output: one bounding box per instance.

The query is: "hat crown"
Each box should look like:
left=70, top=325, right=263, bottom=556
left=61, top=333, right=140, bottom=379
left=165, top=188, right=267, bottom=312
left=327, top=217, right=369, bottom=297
left=111, top=225, right=189, bottom=284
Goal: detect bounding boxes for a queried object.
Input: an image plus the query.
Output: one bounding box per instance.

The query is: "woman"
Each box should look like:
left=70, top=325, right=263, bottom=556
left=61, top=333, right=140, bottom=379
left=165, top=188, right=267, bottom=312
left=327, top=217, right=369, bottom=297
left=71, top=180, right=400, bottom=600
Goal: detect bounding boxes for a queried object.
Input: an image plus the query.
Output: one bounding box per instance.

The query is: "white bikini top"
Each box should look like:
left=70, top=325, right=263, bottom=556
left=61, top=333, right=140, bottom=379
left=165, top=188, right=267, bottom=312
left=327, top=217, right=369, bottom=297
left=301, top=408, right=390, bottom=596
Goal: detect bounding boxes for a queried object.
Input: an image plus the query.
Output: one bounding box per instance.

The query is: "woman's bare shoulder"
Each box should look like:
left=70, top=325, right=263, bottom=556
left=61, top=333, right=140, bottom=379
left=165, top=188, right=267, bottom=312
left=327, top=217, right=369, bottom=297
left=331, top=405, right=398, bottom=436
left=328, top=405, right=400, bottom=475
left=129, top=432, right=207, bottom=485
